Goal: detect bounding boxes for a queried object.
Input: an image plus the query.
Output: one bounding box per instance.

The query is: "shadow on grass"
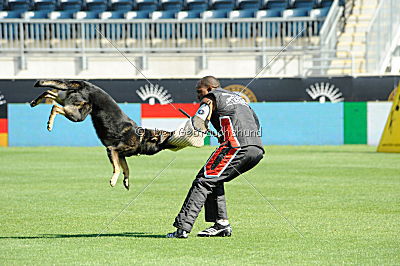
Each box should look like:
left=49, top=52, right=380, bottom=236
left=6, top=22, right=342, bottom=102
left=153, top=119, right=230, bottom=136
left=0, top=232, right=165, bottom=239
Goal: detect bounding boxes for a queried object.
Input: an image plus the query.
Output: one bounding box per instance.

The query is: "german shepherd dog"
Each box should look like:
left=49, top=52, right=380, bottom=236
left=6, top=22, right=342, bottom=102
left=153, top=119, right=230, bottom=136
left=30, top=80, right=176, bottom=190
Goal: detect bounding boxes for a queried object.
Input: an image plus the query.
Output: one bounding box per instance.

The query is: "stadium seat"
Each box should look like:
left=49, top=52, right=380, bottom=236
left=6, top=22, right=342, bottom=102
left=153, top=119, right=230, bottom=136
left=283, top=8, right=308, bottom=37
left=23, top=10, right=50, bottom=18
left=185, top=0, right=208, bottom=12
left=100, top=11, right=126, bottom=18
left=256, top=9, right=282, bottom=37
left=290, top=0, right=314, bottom=10
left=262, top=0, right=288, bottom=11
left=151, top=11, right=176, bottom=40
left=160, top=0, right=183, bottom=11
left=237, top=0, right=260, bottom=10
left=309, top=6, right=329, bottom=34
left=177, top=10, right=201, bottom=39
left=256, top=9, right=282, bottom=18
left=202, top=9, right=229, bottom=19
left=125, top=10, right=151, bottom=19
left=59, top=0, right=83, bottom=12
left=49, top=10, right=75, bottom=18
left=229, top=9, right=255, bottom=18
left=318, top=0, right=333, bottom=8
left=32, top=0, right=57, bottom=11
left=0, top=0, right=4, bottom=10
left=229, top=10, right=255, bottom=39
left=136, top=0, right=158, bottom=12
left=0, top=10, right=24, bottom=18
left=210, top=0, right=235, bottom=11
left=202, top=10, right=228, bottom=39
left=309, top=6, right=329, bottom=18
left=7, top=0, right=31, bottom=12
left=109, top=0, right=134, bottom=12
left=85, top=0, right=108, bottom=12
left=75, top=10, right=101, bottom=18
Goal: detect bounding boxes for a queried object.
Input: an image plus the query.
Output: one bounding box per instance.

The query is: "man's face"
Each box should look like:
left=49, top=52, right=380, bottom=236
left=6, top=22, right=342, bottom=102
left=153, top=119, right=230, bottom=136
left=196, top=86, right=209, bottom=101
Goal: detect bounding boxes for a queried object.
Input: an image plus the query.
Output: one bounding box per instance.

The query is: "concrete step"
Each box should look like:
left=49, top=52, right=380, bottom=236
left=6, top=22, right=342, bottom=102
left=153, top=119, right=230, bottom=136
left=337, top=41, right=365, bottom=51
left=351, top=6, right=377, bottom=15
left=337, top=50, right=365, bottom=58
left=347, top=14, right=374, bottom=24
left=339, top=32, right=366, bottom=42
left=343, top=24, right=370, bottom=33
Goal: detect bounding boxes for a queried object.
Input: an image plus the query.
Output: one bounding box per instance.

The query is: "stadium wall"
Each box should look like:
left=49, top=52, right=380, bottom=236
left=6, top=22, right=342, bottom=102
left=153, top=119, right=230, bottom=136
left=5, top=102, right=392, bottom=147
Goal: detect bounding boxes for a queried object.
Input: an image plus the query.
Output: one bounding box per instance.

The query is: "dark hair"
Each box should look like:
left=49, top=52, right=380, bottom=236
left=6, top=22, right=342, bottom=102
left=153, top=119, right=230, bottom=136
left=196, top=76, right=220, bottom=89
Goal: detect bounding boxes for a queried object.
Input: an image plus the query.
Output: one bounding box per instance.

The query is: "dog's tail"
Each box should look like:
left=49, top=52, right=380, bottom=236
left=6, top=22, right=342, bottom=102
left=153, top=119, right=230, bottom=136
left=34, top=80, right=83, bottom=91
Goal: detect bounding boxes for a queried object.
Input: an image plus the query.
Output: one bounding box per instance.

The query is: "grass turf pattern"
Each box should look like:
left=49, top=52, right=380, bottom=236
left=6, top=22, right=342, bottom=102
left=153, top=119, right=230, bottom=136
left=0, top=146, right=399, bottom=264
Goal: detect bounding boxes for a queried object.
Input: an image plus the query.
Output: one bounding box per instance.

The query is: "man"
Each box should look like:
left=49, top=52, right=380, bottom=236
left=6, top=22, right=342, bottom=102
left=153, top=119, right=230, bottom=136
left=167, top=76, right=264, bottom=238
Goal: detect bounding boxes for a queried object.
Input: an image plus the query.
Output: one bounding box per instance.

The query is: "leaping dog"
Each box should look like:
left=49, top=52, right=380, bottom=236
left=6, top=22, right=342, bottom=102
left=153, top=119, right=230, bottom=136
left=30, top=80, right=176, bottom=190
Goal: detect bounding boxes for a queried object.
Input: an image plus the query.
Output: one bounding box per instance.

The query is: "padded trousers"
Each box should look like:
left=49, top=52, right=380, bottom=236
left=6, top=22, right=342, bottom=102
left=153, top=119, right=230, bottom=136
left=173, top=145, right=264, bottom=232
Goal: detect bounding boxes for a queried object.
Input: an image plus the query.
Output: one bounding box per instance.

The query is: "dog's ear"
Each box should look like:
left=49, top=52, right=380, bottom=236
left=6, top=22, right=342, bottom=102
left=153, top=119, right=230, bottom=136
left=34, top=80, right=85, bottom=91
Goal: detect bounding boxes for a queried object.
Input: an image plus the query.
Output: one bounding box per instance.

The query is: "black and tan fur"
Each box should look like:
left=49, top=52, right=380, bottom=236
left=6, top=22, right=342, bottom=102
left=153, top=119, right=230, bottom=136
left=30, top=80, right=175, bottom=190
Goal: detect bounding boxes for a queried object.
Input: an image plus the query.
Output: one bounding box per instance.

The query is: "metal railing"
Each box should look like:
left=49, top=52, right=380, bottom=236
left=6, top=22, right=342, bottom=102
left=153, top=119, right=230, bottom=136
left=0, top=5, right=344, bottom=74
left=366, top=0, right=400, bottom=73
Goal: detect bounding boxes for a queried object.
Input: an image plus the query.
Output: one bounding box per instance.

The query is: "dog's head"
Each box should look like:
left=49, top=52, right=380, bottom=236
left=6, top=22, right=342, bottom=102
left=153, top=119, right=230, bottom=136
left=139, top=128, right=175, bottom=155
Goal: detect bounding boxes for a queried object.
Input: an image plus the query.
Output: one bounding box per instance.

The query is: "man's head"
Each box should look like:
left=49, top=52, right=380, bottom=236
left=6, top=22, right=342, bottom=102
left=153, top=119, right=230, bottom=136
left=195, top=76, right=220, bottom=100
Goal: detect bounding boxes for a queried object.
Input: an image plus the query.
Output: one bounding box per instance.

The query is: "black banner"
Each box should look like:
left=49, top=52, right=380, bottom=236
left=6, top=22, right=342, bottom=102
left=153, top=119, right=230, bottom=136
left=0, top=76, right=399, bottom=104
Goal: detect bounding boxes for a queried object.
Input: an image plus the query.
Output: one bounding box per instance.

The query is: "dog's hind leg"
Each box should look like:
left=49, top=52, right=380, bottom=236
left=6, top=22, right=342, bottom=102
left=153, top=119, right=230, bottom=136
left=119, top=155, right=130, bottom=190
left=47, top=105, right=66, bottom=131
left=107, top=147, right=121, bottom=187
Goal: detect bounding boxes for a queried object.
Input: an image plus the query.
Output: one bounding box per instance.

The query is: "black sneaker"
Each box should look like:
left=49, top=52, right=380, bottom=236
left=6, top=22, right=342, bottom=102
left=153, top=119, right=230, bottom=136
left=166, top=228, right=188, bottom=238
left=197, top=223, right=232, bottom=237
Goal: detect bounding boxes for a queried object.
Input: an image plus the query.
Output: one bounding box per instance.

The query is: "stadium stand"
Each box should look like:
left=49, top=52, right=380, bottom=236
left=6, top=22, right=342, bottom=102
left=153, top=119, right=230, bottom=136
left=3, top=0, right=399, bottom=77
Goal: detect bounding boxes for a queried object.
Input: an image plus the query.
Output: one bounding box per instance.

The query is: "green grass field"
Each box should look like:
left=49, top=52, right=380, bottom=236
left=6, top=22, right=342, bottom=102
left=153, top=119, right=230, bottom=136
left=0, top=145, right=399, bottom=265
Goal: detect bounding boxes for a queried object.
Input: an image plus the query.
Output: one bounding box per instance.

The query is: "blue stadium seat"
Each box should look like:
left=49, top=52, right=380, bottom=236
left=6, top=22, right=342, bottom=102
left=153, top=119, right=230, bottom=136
left=262, top=0, right=288, bottom=11
left=185, top=0, right=208, bottom=12
left=177, top=10, right=201, bottom=39
left=177, top=10, right=201, bottom=19
left=256, top=9, right=282, bottom=37
left=49, top=10, right=75, bottom=18
left=59, top=0, right=83, bottom=12
left=256, top=9, right=282, bottom=18
left=125, top=10, right=150, bottom=18
left=136, top=0, right=157, bottom=12
left=0, top=0, right=5, bottom=10
left=283, top=8, right=308, bottom=37
left=237, top=0, right=259, bottom=10
left=85, top=0, right=108, bottom=11
left=229, top=10, right=255, bottom=39
left=202, top=9, right=229, bottom=18
left=75, top=10, right=101, bottom=18
left=229, top=9, right=255, bottom=18
left=32, top=0, right=57, bottom=11
left=151, top=11, right=176, bottom=40
left=0, top=10, right=24, bottom=18
left=125, top=11, right=150, bottom=40
left=309, top=6, right=329, bottom=18
left=7, top=0, right=31, bottom=12
left=151, top=10, right=176, bottom=19
left=160, top=0, right=183, bottom=11
left=100, top=10, right=126, bottom=18
left=291, top=0, right=314, bottom=10
left=23, top=10, right=50, bottom=18
left=202, top=10, right=228, bottom=39
left=109, top=0, right=134, bottom=11
left=318, top=0, right=333, bottom=8
left=210, top=0, right=235, bottom=11
left=309, top=6, right=329, bottom=34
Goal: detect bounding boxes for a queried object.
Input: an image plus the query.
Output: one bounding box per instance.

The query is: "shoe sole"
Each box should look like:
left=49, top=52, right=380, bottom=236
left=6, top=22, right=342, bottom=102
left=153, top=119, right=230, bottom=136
left=197, top=229, right=232, bottom=237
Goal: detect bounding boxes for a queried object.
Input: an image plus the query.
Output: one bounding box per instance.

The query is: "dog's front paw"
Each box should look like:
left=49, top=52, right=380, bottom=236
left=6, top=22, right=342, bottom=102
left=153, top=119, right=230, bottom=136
left=47, top=122, right=53, bottom=132
left=123, top=178, right=129, bottom=190
left=30, top=100, right=38, bottom=107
